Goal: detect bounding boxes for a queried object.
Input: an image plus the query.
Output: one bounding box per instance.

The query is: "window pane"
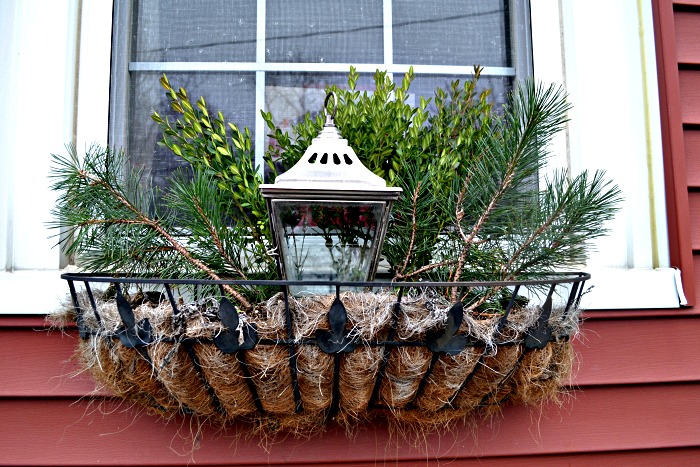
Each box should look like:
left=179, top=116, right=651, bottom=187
left=393, top=0, right=510, bottom=67
left=409, top=74, right=513, bottom=113
left=272, top=200, right=385, bottom=293
left=128, top=72, right=256, bottom=190
left=132, top=0, right=257, bottom=62
left=114, top=0, right=526, bottom=195
left=264, top=72, right=376, bottom=171
left=266, top=0, right=383, bottom=63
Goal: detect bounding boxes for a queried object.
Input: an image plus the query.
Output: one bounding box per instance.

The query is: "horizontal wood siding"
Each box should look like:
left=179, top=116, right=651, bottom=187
left=684, top=128, right=700, bottom=186
left=675, top=11, right=700, bottom=63
left=688, top=191, right=700, bottom=249
left=679, top=70, right=700, bottom=125
left=1, top=312, right=700, bottom=465
left=2, top=374, right=700, bottom=465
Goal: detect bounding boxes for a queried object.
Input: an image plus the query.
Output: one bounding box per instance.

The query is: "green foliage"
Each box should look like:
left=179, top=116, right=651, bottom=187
left=50, top=145, right=276, bottom=308
left=151, top=74, right=269, bottom=243
left=50, top=145, right=172, bottom=276
left=263, top=67, right=622, bottom=284
left=50, top=68, right=622, bottom=309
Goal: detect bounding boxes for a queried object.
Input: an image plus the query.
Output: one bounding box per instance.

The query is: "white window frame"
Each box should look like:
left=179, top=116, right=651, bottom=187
left=0, top=0, right=684, bottom=313
left=0, top=0, right=113, bottom=314
left=531, top=0, right=684, bottom=309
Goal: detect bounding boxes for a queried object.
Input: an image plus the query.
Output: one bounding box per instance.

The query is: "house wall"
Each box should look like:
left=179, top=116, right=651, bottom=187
left=2, top=0, right=700, bottom=464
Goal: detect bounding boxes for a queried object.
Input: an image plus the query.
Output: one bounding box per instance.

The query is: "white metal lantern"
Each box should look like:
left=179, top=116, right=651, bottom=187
left=260, top=92, right=401, bottom=293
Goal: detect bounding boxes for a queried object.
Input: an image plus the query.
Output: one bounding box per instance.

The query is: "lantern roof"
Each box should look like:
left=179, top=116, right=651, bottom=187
left=261, top=93, right=401, bottom=200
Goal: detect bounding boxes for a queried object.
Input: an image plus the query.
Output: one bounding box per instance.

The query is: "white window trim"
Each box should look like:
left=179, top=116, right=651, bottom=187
left=0, top=0, right=684, bottom=314
left=531, top=0, right=683, bottom=309
left=0, top=0, right=113, bottom=315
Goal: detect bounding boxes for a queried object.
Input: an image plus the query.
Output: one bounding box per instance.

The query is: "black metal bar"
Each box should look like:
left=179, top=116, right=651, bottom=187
left=60, top=272, right=591, bottom=289
left=183, top=342, right=227, bottom=418
left=67, top=280, right=90, bottom=339
left=368, top=296, right=403, bottom=409
left=237, top=352, right=265, bottom=414
left=282, top=287, right=303, bottom=413
left=83, top=281, right=102, bottom=325
left=524, top=284, right=557, bottom=350
left=574, top=280, right=587, bottom=308
left=496, top=285, right=521, bottom=334
left=329, top=283, right=345, bottom=416
left=561, top=281, right=580, bottom=320
left=67, top=280, right=80, bottom=314
left=57, top=332, right=547, bottom=349
left=163, top=283, right=182, bottom=334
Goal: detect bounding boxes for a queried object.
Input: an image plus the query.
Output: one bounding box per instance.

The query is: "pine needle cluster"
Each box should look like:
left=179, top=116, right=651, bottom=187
left=50, top=146, right=275, bottom=309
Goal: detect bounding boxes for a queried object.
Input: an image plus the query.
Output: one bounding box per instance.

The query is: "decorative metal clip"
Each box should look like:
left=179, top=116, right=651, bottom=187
left=524, top=294, right=554, bottom=350
left=213, top=297, right=257, bottom=353
left=426, top=302, right=470, bottom=355
left=317, top=296, right=357, bottom=353
left=115, top=287, right=152, bottom=348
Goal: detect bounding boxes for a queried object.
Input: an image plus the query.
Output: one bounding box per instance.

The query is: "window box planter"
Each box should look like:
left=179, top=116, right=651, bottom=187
left=56, top=272, right=587, bottom=436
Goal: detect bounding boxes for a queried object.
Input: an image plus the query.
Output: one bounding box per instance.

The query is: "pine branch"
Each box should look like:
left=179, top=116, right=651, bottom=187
left=500, top=198, right=567, bottom=278
left=81, top=170, right=253, bottom=310
left=504, top=170, right=622, bottom=276
left=50, top=145, right=254, bottom=310
left=191, top=195, right=248, bottom=280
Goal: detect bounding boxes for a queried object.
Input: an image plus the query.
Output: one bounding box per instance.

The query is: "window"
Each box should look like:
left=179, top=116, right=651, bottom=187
left=0, top=0, right=684, bottom=313
left=109, top=0, right=532, bottom=183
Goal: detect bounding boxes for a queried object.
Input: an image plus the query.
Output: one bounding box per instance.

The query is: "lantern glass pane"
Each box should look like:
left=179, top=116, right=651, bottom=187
left=272, top=200, right=385, bottom=293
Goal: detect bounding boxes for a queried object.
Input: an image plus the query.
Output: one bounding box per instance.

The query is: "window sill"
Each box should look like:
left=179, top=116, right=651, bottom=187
left=0, top=266, right=686, bottom=315
left=0, top=270, right=74, bottom=315
left=578, top=267, right=685, bottom=310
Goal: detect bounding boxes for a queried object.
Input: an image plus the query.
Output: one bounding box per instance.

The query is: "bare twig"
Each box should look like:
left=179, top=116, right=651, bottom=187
left=192, top=196, right=248, bottom=280
left=393, top=258, right=458, bottom=280
left=450, top=168, right=515, bottom=301
left=398, top=181, right=421, bottom=277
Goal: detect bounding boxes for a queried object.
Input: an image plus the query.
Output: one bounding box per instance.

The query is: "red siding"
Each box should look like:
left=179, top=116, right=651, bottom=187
left=2, top=381, right=700, bottom=465
left=675, top=11, right=700, bottom=63
left=2, top=0, right=700, bottom=465
left=684, top=129, right=700, bottom=186
left=679, top=70, right=700, bottom=125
